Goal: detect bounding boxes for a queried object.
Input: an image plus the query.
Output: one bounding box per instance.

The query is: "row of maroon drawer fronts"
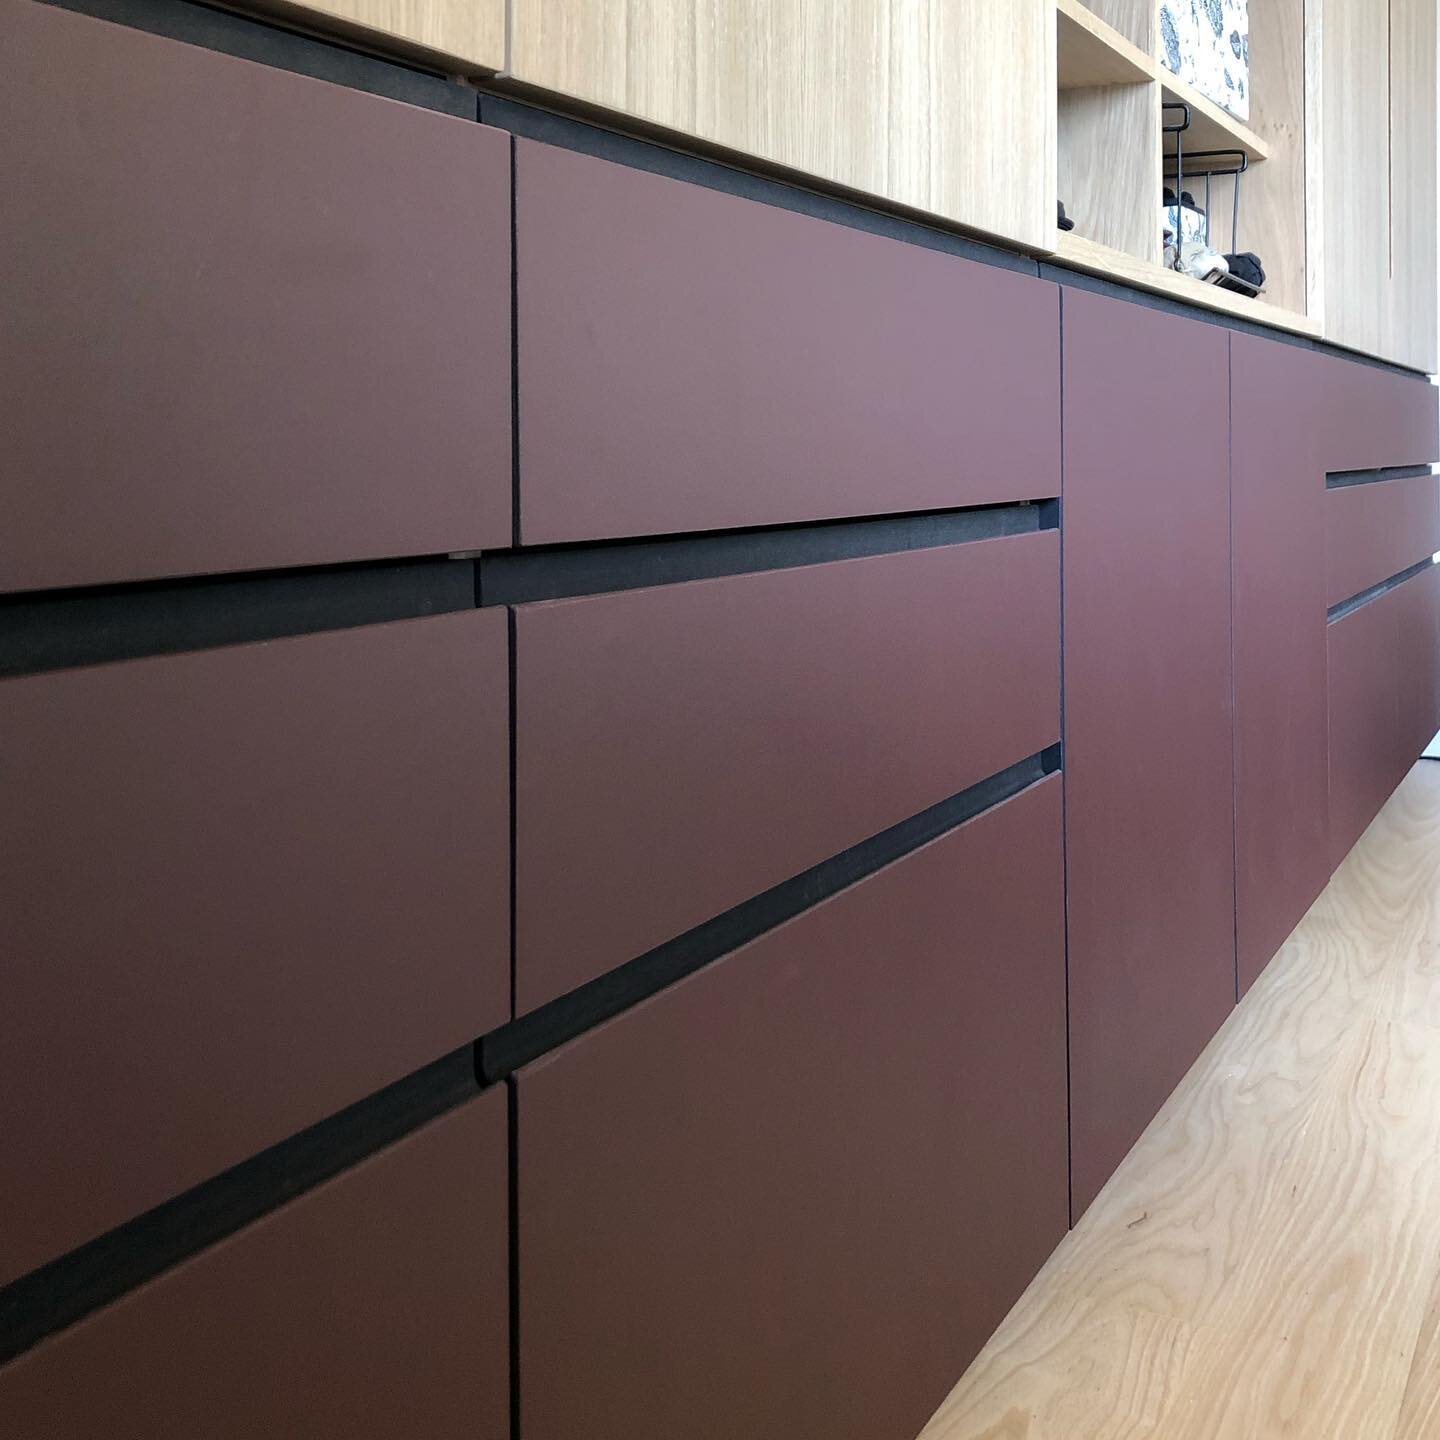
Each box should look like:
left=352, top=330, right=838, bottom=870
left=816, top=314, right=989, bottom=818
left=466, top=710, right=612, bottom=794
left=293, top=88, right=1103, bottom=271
left=1326, top=472, right=1440, bottom=607
left=1, top=0, right=1063, bottom=597
left=0, top=0, right=511, bottom=595
left=518, top=777, right=1069, bottom=1440
left=513, top=139, right=1062, bottom=544
left=1060, top=291, right=1237, bottom=1219
left=0, top=1093, right=510, bottom=1440
left=1329, top=565, right=1440, bottom=866
left=514, top=534, right=1062, bottom=1011
left=1316, top=353, right=1440, bottom=475
left=1231, top=336, right=1333, bottom=996
left=0, top=612, right=509, bottom=1287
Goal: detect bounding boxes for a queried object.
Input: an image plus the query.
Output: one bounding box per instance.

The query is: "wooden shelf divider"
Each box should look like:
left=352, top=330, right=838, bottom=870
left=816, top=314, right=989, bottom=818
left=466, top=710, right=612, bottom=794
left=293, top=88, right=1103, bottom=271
left=1161, top=73, right=1270, bottom=161
left=1056, top=0, right=1155, bottom=90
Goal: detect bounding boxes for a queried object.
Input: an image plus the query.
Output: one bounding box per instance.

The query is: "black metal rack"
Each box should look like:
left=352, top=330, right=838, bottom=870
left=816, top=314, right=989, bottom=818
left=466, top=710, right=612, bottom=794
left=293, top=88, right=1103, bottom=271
left=1162, top=100, right=1260, bottom=297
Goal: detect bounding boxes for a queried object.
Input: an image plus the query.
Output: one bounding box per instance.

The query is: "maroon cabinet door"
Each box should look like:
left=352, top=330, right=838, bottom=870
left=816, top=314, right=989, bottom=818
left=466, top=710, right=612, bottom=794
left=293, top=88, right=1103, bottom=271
left=0, top=0, right=510, bottom=593
left=1326, top=473, right=1440, bottom=606
left=515, top=535, right=1060, bottom=1012
left=518, top=777, right=1067, bottom=1440
left=0, top=1092, right=509, bottom=1440
left=1329, top=594, right=1402, bottom=866
left=0, top=612, right=508, bottom=1285
left=1397, top=563, right=1440, bottom=764
left=1061, top=289, right=1237, bottom=1219
left=1231, top=335, right=1332, bottom=993
left=514, top=136, right=1061, bottom=544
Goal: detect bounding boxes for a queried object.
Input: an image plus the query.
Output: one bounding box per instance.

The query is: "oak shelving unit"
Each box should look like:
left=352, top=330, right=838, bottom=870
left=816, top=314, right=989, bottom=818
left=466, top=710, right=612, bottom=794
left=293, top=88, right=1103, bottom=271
left=1054, top=0, right=1311, bottom=334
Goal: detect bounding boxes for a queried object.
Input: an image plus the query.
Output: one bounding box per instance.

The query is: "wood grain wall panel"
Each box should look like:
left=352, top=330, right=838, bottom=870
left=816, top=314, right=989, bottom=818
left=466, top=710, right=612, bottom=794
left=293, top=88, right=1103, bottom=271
left=270, top=0, right=504, bottom=68
left=1397, top=564, right=1440, bottom=765
left=1061, top=289, right=1236, bottom=1219
left=518, top=777, right=1067, bottom=1440
left=1385, top=0, right=1439, bottom=375
left=1243, top=0, right=1307, bottom=315
left=1329, top=594, right=1401, bottom=867
left=1317, top=355, right=1440, bottom=475
left=1231, top=334, right=1332, bottom=994
left=514, top=535, right=1060, bottom=1012
left=0, top=0, right=510, bottom=594
left=0, top=612, right=508, bottom=1285
left=1321, top=0, right=1390, bottom=362
left=514, top=138, right=1061, bottom=545
left=508, top=1, right=1054, bottom=252
left=0, top=1092, right=509, bottom=1440
left=1321, top=0, right=1439, bottom=374
left=1326, top=473, right=1440, bottom=606
left=1057, top=80, right=1161, bottom=264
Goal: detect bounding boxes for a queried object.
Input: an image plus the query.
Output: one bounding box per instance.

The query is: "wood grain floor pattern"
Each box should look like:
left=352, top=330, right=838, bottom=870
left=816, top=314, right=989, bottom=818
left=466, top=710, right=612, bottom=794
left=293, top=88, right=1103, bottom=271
left=920, top=761, right=1440, bottom=1440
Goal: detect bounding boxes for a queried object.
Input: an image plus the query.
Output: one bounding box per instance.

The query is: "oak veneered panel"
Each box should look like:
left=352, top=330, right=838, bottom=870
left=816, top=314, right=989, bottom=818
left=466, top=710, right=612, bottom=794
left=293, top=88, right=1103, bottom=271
left=508, top=1, right=1054, bottom=251
left=1326, top=473, right=1440, bottom=607
left=515, top=535, right=1060, bottom=1012
left=1061, top=289, right=1236, bottom=1218
left=1231, top=334, right=1332, bottom=994
left=0, top=612, right=508, bottom=1284
left=1322, top=0, right=1438, bottom=371
left=0, top=1092, right=509, bottom=1440
left=519, top=778, right=1068, bottom=1440
left=278, top=0, right=504, bottom=68
left=515, top=137, right=1061, bottom=544
left=0, top=0, right=509, bottom=593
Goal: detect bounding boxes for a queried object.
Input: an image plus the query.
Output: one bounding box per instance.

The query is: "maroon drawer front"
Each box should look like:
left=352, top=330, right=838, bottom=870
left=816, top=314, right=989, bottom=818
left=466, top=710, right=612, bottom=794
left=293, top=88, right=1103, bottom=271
left=514, top=137, right=1060, bottom=545
left=0, top=0, right=510, bottom=594
left=1329, top=595, right=1402, bottom=867
left=0, top=1092, right=509, bottom=1440
left=518, top=777, right=1068, bottom=1440
left=1061, top=288, right=1236, bottom=1219
left=1318, top=353, right=1440, bottom=474
left=0, top=611, right=508, bottom=1286
left=1231, top=335, right=1332, bottom=994
left=515, top=533, right=1061, bottom=1012
left=1397, top=563, right=1440, bottom=763
left=1326, top=473, right=1440, bottom=605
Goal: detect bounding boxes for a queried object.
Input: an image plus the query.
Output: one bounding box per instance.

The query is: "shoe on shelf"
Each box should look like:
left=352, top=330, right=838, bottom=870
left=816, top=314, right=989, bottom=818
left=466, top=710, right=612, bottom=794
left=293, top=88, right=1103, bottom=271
left=1224, top=251, right=1265, bottom=288
left=1163, top=236, right=1229, bottom=284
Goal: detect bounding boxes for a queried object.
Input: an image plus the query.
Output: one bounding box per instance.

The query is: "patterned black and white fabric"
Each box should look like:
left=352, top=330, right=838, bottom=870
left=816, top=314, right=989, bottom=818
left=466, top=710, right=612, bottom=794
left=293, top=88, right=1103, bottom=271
left=1160, top=0, right=1249, bottom=120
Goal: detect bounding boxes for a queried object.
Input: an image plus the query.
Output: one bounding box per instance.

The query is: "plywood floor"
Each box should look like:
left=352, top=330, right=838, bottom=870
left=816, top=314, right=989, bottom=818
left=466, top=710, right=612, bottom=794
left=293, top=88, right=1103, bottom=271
left=921, top=760, right=1440, bottom=1440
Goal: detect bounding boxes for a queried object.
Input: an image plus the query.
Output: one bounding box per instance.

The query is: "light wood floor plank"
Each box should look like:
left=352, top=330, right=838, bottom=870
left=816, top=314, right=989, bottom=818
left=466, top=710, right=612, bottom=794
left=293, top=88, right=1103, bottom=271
left=921, top=762, right=1440, bottom=1440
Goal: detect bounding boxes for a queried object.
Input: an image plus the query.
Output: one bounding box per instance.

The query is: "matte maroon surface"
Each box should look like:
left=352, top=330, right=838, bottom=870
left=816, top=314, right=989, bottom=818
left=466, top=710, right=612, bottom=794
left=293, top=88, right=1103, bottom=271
left=1061, top=289, right=1236, bottom=1218
left=0, top=612, right=508, bottom=1285
left=1396, top=563, right=1440, bottom=763
left=518, top=777, right=1067, bottom=1440
left=514, top=137, right=1061, bottom=544
left=0, top=1092, right=509, bottom=1440
left=515, top=535, right=1060, bottom=1012
left=1326, top=473, right=1440, bottom=605
left=1329, top=594, right=1402, bottom=866
left=1231, top=334, right=1333, bottom=994
left=1316, top=353, right=1440, bottom=474
left=0, top=0, right=510, bottom=594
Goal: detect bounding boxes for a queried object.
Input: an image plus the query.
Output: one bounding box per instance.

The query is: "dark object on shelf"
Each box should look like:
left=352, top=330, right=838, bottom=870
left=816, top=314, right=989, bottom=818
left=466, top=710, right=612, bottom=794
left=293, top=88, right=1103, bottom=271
left=1162, top=188, right=1204, bottom=214
left=1226, top=252, right=1266, bottom=289
left=1058, top=200, right=1075, bottom=232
